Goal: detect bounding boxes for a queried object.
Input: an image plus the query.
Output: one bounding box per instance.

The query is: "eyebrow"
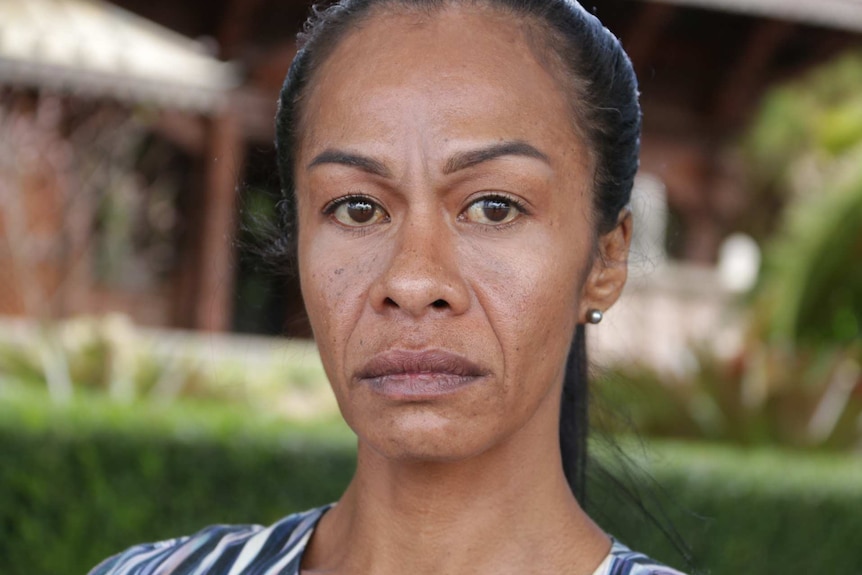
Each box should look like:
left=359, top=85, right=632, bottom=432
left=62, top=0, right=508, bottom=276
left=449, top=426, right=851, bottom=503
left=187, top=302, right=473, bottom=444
left=308, top=150, right=392, bottom=178
left=443, top=141, right=550, bottom=174
left=306, top=140, right=550, bottom=178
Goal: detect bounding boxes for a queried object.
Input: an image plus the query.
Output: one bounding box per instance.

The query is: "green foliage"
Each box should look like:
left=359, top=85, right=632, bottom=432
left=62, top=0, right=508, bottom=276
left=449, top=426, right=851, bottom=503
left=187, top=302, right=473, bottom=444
left=745, top=51, right=862, bottom=195
left=0, top=387, right=353, bottom=575
left=745, top=87, right=814, bottom=192
left=2, top=390, right=862, bottom=575
left=601, top=441, right=862, bottom=575
left=615, top=51, right=862, bottom=451
left=756, top=172, right=862, bottom=345
left=594, top=341, right=862, bottom=450
left=745, top=50, right=862, bottom=346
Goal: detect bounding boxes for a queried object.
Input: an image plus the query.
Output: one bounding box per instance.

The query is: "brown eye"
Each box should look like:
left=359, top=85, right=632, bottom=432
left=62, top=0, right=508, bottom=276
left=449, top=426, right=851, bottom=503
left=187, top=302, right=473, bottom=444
left=462, top=196, right=522, bottom=226
left=330, top=198, right=388, bottom=227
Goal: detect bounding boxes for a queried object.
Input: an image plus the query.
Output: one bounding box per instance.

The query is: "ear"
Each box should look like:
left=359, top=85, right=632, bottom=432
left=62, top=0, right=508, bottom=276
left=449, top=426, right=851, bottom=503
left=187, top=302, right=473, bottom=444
left=579, top=209, right=633, bottom=323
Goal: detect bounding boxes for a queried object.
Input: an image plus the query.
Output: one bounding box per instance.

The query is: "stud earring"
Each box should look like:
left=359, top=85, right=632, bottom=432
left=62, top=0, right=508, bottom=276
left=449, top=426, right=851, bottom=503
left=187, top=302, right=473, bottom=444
left=587, top=309, right=603, bottom=324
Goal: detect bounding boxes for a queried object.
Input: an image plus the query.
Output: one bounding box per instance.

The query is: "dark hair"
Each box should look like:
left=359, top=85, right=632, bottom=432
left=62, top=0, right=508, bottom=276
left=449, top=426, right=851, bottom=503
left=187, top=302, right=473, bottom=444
left=274, top=0, right=640, bottom=502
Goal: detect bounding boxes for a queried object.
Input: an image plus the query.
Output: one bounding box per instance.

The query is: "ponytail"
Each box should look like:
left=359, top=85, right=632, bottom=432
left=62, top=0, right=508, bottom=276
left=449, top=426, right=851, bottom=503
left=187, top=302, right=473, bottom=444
left=560, top=323, right=588, bottom=501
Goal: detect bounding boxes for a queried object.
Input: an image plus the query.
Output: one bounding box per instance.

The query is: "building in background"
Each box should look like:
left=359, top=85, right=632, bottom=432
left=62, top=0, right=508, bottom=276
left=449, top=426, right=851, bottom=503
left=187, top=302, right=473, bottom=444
left=0, top=0, right=241, bottom=331
left=1, top=0, right=860, bottom=346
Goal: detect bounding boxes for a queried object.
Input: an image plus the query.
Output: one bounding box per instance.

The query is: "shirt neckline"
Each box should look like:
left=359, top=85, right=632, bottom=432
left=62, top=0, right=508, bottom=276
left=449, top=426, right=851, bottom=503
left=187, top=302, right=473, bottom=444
left=294, top=505, right=621, bottom=575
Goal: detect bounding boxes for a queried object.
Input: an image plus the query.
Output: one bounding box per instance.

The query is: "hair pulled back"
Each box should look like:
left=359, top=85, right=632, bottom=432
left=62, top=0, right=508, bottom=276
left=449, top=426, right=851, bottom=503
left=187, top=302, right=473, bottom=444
left=274, top=0, right=641, bottom=503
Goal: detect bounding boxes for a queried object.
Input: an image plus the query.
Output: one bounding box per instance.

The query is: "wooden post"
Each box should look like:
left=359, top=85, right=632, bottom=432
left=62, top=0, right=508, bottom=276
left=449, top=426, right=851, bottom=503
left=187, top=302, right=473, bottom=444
left=195, top=108, right=243, bottom=332
left=624, top=3, right=676, bottom=77
left=713, top=21, right=794, bottom=127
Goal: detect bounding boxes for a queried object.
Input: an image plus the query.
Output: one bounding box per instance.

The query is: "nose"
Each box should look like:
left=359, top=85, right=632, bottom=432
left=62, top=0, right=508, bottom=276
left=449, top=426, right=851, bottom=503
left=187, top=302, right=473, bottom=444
left=369, top=216, right=471, bottom=318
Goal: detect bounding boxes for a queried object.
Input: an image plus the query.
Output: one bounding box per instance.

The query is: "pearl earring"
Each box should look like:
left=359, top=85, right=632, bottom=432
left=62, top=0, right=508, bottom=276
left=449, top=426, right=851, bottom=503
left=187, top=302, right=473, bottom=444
left=587, top=309, right=603, bottom=324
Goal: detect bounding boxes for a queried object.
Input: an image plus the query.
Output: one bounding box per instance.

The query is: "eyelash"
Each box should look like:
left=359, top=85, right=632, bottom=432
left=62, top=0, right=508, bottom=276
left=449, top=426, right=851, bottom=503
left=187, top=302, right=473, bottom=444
left=321, top=193, right=379, bottom=216
left=321, top=192, right=530, bottom=229
left=485, top=193, right=527, bottom=214
left=321, top=193, right=386, bottom=236
left=460, top=193, right=530, bottom=229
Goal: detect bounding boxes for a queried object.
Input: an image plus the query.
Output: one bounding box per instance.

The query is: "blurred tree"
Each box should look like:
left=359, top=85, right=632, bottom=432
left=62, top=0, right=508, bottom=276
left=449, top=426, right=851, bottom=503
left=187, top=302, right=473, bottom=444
left=745, top=51, right=862, bottom=347
left=744, top=52, right=862, bottom=233
left=594, top=51, right=862, bottom=451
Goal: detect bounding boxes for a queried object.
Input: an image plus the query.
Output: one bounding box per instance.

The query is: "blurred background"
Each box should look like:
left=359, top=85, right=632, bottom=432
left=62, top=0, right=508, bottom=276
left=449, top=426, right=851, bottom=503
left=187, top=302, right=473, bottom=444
left=0, top=0, right=860, bottom=574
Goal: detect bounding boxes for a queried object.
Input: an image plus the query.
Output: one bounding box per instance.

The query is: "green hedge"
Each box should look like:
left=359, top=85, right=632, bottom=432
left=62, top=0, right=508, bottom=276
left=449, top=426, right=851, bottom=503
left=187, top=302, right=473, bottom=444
left=2, top=390, right=861, bottom=575
left=0, top=389, right=356, bottom=575
left=587, top=441, right=862, bottom=574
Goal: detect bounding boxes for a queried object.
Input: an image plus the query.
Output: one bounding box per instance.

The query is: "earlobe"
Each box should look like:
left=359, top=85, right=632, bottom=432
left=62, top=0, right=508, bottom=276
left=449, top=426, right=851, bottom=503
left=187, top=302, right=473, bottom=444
left=579, top=209, right=633, bottom=323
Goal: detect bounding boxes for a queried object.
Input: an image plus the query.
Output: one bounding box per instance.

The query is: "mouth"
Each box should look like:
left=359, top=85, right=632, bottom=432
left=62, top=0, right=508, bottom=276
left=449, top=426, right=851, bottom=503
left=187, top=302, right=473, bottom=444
left=355, top=349, right=489, bottom=399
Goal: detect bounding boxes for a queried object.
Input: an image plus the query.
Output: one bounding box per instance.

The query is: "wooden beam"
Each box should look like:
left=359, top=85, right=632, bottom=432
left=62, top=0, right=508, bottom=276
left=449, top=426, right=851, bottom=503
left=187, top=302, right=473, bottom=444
left=218, top=0, right=267, bottom=59
left=624, top=3, right=677, bottom=77
left=240, top=42, right=299, bottom=141
left=784, top=32, right=860, bottom=81
left=249, top=42, right=299, bottom=93
left=153, top=110, right=207, bottom=155
left=233, top=88, right=278, bottom=143
left=713, top=20, right=794, bottom=127
left=194, top=109, right=244, bottom=332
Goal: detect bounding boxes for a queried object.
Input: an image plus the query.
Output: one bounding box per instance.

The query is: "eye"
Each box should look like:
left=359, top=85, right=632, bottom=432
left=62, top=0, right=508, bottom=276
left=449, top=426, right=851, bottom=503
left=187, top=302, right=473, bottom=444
left=461, top=195, right=524, bottom=226
left=325, top=196, right=388, bottom=227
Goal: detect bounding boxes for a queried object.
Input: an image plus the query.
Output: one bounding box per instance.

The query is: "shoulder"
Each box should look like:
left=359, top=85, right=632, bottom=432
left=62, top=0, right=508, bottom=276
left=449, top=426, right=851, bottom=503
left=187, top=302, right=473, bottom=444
left=604, top=540, right=689, bottom=575
left=88, top=505, right=330, bottom=575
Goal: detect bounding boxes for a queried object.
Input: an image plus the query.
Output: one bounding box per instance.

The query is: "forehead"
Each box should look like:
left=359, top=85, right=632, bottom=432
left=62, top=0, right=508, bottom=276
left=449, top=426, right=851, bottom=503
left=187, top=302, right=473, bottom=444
left=298, top=5, right=591, bottom=172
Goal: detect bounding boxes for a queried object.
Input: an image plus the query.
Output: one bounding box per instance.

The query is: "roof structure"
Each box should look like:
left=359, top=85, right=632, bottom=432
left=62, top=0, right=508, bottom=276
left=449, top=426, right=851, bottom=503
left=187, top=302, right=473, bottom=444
left=647, top=0, right=862, bottom=33
left=0, top=0, right=239, bottom=111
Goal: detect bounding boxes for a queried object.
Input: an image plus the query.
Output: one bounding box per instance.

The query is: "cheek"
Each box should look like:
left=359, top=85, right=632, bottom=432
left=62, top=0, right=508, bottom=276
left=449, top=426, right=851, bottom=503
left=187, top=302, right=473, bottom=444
left=298, top=226, right=378, bottom=363
left=461, top=228, right=587, bottom=375
left=452, top=233, right=586, bottom=432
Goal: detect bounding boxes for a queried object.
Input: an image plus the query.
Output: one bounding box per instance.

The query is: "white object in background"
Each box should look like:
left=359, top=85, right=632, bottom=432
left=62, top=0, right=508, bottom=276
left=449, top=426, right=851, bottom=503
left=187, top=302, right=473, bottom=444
left=629, top=173, right=669, bottom=272
left=718, top=233, right=761, bottom=293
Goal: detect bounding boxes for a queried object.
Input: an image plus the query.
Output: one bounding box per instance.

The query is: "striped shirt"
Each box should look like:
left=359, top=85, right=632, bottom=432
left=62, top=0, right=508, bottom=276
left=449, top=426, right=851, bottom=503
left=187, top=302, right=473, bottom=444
left=89, top=505, right=687, bottom=575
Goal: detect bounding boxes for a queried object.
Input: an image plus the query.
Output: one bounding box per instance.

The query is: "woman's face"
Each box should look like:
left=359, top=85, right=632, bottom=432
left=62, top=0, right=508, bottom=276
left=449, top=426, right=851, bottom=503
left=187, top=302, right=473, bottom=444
left=295, top=6, right=628, bottom=461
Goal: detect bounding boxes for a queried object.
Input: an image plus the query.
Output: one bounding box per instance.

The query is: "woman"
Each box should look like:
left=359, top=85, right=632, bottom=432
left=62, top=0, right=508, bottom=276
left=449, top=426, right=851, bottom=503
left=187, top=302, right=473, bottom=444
left=91, top=0, right=688, bottom=573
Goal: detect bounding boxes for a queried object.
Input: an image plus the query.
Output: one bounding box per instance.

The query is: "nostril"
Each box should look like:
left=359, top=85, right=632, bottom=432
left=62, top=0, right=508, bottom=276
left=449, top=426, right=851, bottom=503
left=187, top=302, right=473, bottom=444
left=431, top=299, right=448, bottom=309
left=384, top=297, right=398, bottom=308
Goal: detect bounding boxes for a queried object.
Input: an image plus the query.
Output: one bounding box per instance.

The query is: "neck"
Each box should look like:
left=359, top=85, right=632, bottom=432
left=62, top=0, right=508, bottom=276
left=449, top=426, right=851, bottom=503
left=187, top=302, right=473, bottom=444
left=302, top=402, right=610, bottom=574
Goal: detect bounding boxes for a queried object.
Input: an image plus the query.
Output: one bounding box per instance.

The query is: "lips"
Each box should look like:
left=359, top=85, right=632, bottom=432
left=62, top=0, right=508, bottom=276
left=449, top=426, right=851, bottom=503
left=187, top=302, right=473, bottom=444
left=355, top=349, right=488, bottom=399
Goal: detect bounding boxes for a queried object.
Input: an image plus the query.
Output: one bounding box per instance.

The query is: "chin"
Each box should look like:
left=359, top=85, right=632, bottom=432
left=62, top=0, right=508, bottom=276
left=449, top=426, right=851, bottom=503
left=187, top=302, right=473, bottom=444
left=351, top=408, right=498, bottom=463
